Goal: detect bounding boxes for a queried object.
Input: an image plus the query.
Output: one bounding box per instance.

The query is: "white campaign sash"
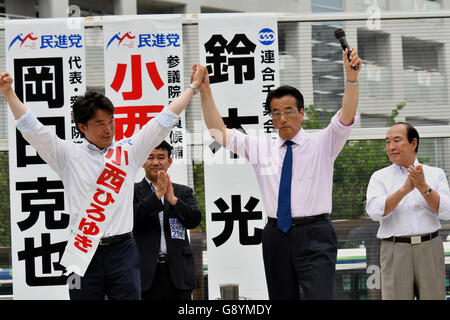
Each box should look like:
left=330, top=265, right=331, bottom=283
left=60, top=143, right=131, bottom=277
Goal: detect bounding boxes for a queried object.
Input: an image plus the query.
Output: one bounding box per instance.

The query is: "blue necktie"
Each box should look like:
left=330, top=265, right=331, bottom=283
left=277, top=141, right=293, bottom=233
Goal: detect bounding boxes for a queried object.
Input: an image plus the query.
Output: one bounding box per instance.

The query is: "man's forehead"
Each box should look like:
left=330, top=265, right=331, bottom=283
left=149, top=148, right=168, bottom=157
left=92, top=109, right=114, bottom=121
left=270, top=95, right=297, bottom=109
left=386, top=124, right=407, bottom=138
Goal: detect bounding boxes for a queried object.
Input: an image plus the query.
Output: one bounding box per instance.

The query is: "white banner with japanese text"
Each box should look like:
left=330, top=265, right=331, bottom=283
left=199, top=13, right=280, bottom=300
left=103, top=15, right=187, bottom=185
left=6, top=18, right=86, bottom=299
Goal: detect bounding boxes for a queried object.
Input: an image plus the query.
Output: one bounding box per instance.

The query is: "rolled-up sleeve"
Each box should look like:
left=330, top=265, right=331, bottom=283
left=15, top=110, right=70, bottom=175
left=133, top=108, right=179, bottom=167
left=436, top=169, right=450, bottom=220
left=366, top=172, right=391, bottom=221
left=327, top=109, right=359, bottom=160
left=155, top=108, right=179, bottom=128
left=15, top=110, right=38, bottom=132
left=331, top=109, right=359, bottom=131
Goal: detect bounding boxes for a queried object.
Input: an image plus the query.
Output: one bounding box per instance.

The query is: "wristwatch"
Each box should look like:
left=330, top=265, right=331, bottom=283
left=422, top=186, right=432, bottom=196
left=188, top=83, right=198, bottom=95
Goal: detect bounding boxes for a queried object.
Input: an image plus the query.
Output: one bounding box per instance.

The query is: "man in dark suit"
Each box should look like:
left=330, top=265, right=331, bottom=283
left=133, top=140, right=202, bottom=300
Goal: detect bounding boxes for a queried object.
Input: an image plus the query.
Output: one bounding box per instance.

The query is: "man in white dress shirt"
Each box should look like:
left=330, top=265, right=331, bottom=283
left=0, top=64, right=205, bottom=300
left=366, top=122, right=450, bottom=300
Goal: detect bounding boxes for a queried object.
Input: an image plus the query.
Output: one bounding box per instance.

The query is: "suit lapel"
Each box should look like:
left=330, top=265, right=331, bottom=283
left=138, top=178, right=153, bottom=195
left=138, top=178, right=163, bottom=230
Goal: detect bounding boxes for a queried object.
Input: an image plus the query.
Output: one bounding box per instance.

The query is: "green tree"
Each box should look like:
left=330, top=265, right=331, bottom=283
left=193, top=162, right=206, bottom=231
left=0, top=151, right=10, bottom=247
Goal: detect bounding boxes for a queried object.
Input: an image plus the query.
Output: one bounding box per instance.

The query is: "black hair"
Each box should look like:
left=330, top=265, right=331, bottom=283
left=72, top=91, right=115, bottom=138
left=265, top=85, right=304, bottom=114
left=155, top=140, right=173, bottom=158
left=393, top=122, right=420, bottom=153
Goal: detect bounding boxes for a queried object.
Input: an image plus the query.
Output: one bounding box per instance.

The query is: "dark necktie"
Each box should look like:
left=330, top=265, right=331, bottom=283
left=277, top=141, right=293, bottom=233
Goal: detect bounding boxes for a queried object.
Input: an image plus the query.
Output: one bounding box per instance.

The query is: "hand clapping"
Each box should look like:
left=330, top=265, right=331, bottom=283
left=406, top=164, right=428, bottom=194
left=154, top=170, right=178, bottom=205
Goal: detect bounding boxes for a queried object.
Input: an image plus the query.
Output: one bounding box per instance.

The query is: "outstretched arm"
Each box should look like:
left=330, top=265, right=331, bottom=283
left=340, top=48, right=362, bottom=126
left=197, top=65, right=233, bottom=146
left=167, top=62, right=206, bottom=115
left=134, top=63, right=206, bottom=166
left=0, top=72, right=28, bottom=119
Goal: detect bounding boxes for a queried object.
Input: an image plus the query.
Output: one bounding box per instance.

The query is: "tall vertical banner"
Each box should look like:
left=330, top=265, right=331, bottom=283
left=103, top=15, right=187, bottom=185
left=6, top=18, right=86, bottom=299
left=199, top=13, right=279, bottom=299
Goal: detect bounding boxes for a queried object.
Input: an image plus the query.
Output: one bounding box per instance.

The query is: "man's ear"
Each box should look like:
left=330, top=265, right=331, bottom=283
left=77, top=123, right=87, bottom=135
left=168, top=157, right=173, bottom=168
left=412, top=137, right=418, bottom=150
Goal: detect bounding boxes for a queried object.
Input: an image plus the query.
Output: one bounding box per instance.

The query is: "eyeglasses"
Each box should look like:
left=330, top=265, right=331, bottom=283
left=270, top=109, right=298, bottom=119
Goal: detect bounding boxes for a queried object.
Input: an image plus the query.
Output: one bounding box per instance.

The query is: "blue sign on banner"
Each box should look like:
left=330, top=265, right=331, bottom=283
left=258, top=28, right=275, bottom=45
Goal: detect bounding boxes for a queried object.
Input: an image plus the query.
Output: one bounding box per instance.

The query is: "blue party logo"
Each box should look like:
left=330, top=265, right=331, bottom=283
left=258, top=28, right=275, bottom=45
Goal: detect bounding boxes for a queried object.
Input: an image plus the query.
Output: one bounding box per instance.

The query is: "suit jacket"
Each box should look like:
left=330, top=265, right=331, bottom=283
left=133, top=178, right=201, bottom=291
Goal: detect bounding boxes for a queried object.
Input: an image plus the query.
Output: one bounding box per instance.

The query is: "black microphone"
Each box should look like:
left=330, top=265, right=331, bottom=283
left=334, top=28, right=359, bottom=70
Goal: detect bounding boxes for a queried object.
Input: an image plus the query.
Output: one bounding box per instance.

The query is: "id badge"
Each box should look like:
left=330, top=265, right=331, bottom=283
left=169, top=218, right=185, bottom=240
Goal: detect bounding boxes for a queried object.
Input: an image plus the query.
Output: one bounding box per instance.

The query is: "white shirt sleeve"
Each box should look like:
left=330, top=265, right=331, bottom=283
left=366, top=171, right=392, bottom=221
left=131, top=108, right=179, bottom=168
left=435, top=168, right=450, bottom=220
left=226, top=129, right=267, bottom=166
left=16, top=110, right=72, bottom=176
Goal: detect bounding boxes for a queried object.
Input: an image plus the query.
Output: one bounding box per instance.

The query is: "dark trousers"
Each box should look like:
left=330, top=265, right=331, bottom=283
left=141, top=262, right=192, bottom=300
left=69, top=237, right=141, bottom=300
left=262, top=218, right=337, bottom=300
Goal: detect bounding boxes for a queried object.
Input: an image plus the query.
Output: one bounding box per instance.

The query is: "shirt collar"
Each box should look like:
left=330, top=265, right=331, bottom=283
left=83, top=139, right=115, bottom=154
left=277, top=128, right=307, bottom=148
left=392, top=157, right=420, bottom=173
left=144, top=176, right=153, bottom=187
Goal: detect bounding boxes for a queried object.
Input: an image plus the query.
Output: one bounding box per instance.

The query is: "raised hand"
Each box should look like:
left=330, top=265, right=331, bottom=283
left=164, top=173, right=178, bottom=206
left=407, top=164, right=428, bottom=194
left=0, top=72, right=13, bottom=94
left=343, top=47, right=362, bottom=81
left=154, top=170, right=168, bottom=200
left=190, top=62, right=207, bottom=89
left=402, top=174, right=415, bottom=194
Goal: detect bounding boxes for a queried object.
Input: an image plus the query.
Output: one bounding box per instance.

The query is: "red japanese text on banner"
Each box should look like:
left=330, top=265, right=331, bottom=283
left=103, top=15, right=187, bottom=185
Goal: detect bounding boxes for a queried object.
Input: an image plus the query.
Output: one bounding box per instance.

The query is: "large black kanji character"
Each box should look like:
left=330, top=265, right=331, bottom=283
left=209, top=108, right=259, bottom=158
left=14, top=57, right=64, bottom=108
left=204, top=34, right=229, bottom=84
left=211, top=195, right=263, bottom=247
left=16, top=116, right=65, bottom=167
left=16, top=177, right=69, bottom=231
left=17, top=233, right=68, bottom=286
left=226, top=34, right=256, bottom=84
left=204, top=34, right=256, bottom=84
